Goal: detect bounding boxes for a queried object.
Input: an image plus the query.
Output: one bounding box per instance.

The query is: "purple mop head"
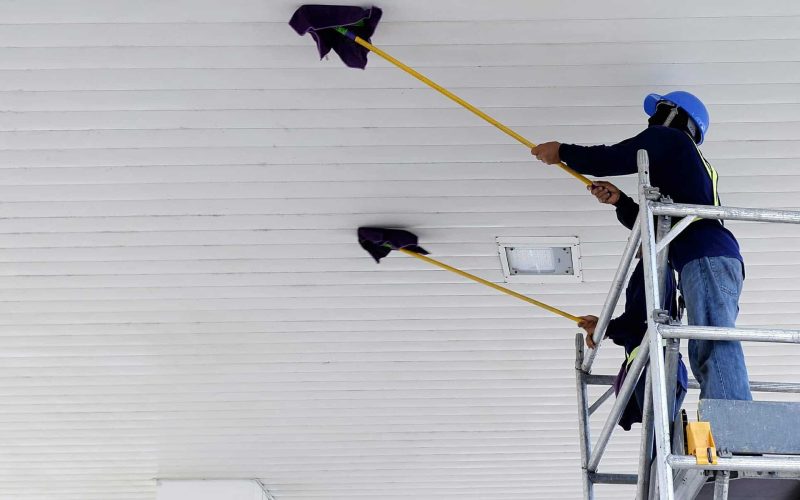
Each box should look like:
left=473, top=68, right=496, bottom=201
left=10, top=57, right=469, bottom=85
left=289, top=5, right=383, bottom=69
left=357, top=227, right=429, bottom=263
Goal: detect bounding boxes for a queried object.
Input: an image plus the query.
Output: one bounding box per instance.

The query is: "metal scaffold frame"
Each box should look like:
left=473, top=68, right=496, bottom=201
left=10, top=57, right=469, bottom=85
left=574, top=149, right=800, bottom=500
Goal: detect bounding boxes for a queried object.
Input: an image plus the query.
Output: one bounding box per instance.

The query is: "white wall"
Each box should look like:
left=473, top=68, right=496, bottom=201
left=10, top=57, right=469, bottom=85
left=157, top=480, right=265, bottom=500
left=1, top=1, right=800, bottom=499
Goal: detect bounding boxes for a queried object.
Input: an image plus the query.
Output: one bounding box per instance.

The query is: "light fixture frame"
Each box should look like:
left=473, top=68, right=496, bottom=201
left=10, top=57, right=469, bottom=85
left=496, top=236, right=583, bottom=283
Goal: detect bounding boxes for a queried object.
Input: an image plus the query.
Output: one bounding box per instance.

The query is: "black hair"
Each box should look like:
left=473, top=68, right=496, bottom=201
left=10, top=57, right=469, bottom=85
left=648, top=102, right=701, bottom=144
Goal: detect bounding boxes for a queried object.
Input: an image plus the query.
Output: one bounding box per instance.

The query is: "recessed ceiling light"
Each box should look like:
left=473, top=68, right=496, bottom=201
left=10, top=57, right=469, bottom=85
left=496, top=237, right=582, bottom=283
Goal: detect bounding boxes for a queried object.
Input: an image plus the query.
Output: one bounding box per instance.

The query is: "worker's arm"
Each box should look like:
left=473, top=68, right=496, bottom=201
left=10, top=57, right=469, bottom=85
left=531, top=127, right=671, bottom=177
left=606, top=311, right=644, bottom=348
left=613, top=192, right=639, bottom=230
left=605, top=263, right=648, bottom=350
left=578, top=311, right=642, bottom=350
left=587, top=181, right=639, bottom=230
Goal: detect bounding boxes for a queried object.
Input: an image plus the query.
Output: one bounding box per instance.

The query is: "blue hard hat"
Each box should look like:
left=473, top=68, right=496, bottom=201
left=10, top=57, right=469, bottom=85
left=643, top=91, right=709, bottom=144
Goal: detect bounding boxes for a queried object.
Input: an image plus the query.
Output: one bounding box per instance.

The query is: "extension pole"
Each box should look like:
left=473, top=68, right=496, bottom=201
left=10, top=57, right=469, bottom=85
left=335, top=28, right=592, bottom=187
left=398, top=248, right=581, bottom=323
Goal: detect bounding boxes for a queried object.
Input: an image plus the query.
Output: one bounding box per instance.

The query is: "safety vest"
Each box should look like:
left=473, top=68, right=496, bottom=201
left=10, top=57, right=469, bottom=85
left=675, top=138, right=723, bottom=228
left=626, top=346, right=640, bottom=367
left=692, top=141, right=720, bottom=208
left=625, top=340, right=669, bottom=368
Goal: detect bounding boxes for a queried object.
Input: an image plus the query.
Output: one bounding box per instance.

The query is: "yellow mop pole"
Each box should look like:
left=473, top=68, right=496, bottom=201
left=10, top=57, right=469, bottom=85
left=398, top=248, right=581, bottom=323
left=339, top=29, right=593, bottom=187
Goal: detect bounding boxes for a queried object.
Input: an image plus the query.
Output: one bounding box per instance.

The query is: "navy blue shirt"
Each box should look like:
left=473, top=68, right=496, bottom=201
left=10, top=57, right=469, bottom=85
left=607, top=261, right=677, bottom=353
left=559, top=125, right=743, bottom=273
left=604, top=195, right=677, bottom=353
left=605, top=190, right=686, bottom=431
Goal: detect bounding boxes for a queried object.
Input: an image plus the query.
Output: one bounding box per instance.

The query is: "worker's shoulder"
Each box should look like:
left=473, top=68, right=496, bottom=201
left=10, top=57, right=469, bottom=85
left=636, top=126, right=698, bottom=156
left=637, top=125, right=692, bottom=144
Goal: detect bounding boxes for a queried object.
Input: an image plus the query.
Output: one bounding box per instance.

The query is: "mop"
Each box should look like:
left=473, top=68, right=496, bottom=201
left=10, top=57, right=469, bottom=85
left=358, top=227, right=581, bottom=323
left=289, top=4, right=592, bottom=187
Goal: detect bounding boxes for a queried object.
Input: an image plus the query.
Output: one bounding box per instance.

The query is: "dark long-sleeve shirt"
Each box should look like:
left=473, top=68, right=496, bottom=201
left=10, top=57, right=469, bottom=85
left=604, top=192, right=676, bottom=353
left=605, top=261, right=676, bottom=354
left=613, top=192, right=639, bottom=230
left=559, top=125, right=743, bottom=273
left=603, top=185, right=685, bottom=431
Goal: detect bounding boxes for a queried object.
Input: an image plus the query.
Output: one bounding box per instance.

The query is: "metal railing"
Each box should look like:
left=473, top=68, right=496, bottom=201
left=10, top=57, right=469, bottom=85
left=574, top=149, right=800, bottom=500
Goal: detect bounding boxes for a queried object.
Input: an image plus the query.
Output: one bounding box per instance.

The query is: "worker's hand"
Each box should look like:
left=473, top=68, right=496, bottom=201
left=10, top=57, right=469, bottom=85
left=578, top=315, right=599, bottom=349
left=531, top=141, right=561, bottom=165
left=588, top=181, right=621, bottom=205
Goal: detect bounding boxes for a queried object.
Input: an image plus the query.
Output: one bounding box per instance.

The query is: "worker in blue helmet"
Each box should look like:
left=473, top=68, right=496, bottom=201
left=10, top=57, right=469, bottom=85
left=532, top=91, right=752, bottom=401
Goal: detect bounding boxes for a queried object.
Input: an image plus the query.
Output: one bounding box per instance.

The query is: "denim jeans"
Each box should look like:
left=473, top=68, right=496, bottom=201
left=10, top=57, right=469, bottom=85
left=679, top=256, right=752, bottom=400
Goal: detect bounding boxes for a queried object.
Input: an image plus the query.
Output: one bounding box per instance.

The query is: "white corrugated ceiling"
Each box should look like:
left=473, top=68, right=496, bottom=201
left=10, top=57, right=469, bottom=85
left=1, top=1, right=800, bottom=499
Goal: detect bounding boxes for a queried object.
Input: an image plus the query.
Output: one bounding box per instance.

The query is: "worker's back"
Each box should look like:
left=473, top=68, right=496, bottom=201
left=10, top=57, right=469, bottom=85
left=560, top=125, right=743, bottom=272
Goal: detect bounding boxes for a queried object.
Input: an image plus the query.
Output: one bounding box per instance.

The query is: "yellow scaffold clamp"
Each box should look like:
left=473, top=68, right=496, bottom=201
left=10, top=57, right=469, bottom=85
left=686, top=421, right=718, bottom=465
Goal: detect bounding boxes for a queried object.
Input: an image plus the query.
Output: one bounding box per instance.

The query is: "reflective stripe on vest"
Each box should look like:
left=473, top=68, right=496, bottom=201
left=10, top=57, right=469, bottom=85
left=692, top=141, right=720, bottom=208
left=625, top=340, right=669, bottom=368
left=679, top=138, right=722, bottom=228
left=626, top=346, right=640, bottom=367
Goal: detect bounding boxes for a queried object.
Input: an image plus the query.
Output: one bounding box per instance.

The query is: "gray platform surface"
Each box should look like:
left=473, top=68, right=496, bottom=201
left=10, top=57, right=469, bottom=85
left=699, top=400, right=800, bottom=455
left=697, top=478, right=800, bottom=500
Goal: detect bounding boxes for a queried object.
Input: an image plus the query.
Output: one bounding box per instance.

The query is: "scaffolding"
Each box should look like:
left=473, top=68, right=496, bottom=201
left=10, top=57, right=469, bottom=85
left=574, top=149, right=800, bottom=500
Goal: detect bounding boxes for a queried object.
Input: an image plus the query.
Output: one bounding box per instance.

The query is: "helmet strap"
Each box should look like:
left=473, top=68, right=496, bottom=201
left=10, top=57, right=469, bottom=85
left=648, top=101, right=701, bottom=144
left=662, top=106, right=679, bottom=127
left=685, top=119, right=697, bottom=140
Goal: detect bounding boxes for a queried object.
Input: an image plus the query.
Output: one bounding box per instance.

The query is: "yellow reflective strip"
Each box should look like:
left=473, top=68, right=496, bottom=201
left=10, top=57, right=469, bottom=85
left=626, top=346, right=641, bottom=367
left=693, top=142, right=720, bottom=207
left=671, top=141, right=721, bottom=229
left=702, top=159, right=719, bottom=206
left=625, top=339, right=668, bottom=367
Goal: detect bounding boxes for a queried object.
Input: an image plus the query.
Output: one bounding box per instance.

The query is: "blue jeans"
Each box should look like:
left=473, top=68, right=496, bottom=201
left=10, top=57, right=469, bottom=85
left=679, top=256, right=752, bottom=400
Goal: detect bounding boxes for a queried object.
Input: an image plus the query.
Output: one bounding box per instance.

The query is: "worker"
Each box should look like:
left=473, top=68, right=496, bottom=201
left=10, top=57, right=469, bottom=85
left=531, top=91, right=752, bottom=401
left=578, top=181, right=687, bottom=429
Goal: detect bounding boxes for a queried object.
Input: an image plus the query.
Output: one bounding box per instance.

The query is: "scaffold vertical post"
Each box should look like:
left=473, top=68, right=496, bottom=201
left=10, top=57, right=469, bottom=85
left=575, top=334, right=594, bottom=499
left=638, top=149, right=675, bottom=499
